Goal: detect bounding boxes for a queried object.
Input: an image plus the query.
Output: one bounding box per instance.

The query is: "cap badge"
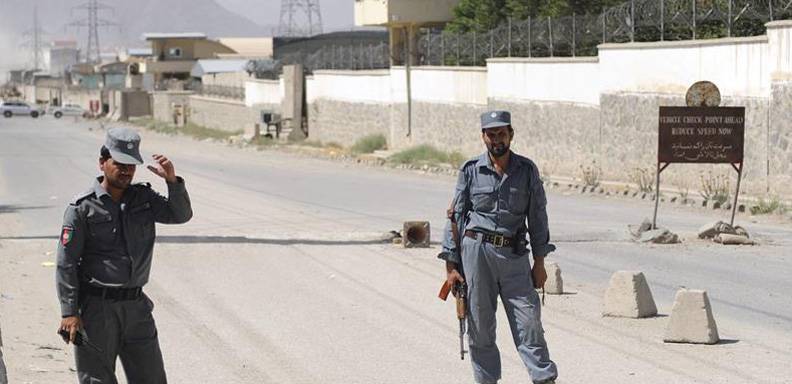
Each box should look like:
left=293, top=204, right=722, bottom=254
left=491, top=112, right=497, bottom=118
left=127, top=143, right=134, bottom=150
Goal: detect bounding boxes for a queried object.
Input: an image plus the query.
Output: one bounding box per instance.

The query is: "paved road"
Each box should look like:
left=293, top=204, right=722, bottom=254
left=1, top=116, right=791, bottom=383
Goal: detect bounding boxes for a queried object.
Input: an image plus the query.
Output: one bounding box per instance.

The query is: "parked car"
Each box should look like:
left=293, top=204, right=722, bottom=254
left=51, top=104, right=88, bottom=119
left=0, top=101, right=45, bottom=118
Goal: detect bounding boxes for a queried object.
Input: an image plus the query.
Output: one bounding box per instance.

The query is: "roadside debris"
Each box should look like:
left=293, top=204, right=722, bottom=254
left=629, top=218, right=680, bottom=244
left=698, top=221, right=754, bottom=245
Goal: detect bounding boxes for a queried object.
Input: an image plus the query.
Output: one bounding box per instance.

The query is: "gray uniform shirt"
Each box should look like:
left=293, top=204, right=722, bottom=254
left=56, top=176, right=193, bottom=317
left=440, top=152, right=555, bottom=263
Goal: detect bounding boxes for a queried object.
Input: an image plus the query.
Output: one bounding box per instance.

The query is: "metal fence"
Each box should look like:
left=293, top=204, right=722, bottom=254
left=418, top=0, right=792, bottom=66
left=279, top=42, right=391, bottom=72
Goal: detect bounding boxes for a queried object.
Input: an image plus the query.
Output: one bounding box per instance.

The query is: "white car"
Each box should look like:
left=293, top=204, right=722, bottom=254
left=0, top=101, right=45, bottom=118
left=51, top=104, right=88, bottom=119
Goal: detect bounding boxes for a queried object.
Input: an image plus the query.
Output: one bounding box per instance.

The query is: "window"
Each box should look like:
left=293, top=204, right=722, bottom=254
left=168, top=47, right=182, bottom=58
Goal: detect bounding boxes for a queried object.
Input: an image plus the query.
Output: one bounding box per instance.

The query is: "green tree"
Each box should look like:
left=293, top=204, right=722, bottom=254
left=447, top=0, right=508, bottom=33
left=504, top=0, right=623, bottom=19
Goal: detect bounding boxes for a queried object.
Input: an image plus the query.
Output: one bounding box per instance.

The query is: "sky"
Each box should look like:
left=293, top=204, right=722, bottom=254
left=0, top=0, right=358, bottom=76
left=218, top=0, right=356, bottom=32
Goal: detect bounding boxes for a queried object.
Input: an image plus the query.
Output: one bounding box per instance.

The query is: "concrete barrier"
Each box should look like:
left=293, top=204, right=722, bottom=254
left=664, top=289, right=720, bottom=344
left=545, top=262, right=564, bottom=294
left=603, top=271, right=658, bottom=318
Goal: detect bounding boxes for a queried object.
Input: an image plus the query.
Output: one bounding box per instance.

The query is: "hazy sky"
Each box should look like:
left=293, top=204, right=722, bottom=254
left=218, top=0, right=356, bottom=32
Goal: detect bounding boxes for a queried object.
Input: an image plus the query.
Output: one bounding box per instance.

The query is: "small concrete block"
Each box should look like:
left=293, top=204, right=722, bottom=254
left=603, top=271, right=658, bottom=318
left=638, top=228, right=680, bottom=244
left=664, top=289, right=719, bottom=344
left=714, top=233, right=756, bottom=245
left=628, top=218, right=653, bottom=238
left=544, top=262, right=563, bottom=295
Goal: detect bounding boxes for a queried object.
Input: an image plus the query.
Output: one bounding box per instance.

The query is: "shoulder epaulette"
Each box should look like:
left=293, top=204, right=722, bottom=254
left=70, top=189, right=95, bottom=205
left=460, top=157, right=479, bottom=171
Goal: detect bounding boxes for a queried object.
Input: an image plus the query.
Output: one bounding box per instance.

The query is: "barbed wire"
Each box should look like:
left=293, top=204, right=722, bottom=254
left=417, top=0, right=792, bottom=66
left=278, top=42, right=391, bottom=72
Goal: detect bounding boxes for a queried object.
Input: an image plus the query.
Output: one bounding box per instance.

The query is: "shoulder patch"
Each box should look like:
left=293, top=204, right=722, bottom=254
left=70, top=189, right=95, bottom=205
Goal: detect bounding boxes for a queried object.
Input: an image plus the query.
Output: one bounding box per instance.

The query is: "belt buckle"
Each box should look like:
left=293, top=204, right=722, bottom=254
left=493, top=235, right=505, bottom=247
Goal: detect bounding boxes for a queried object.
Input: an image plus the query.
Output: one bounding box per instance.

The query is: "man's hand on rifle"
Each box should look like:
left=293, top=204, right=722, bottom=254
left=446, top=261, right=465, bottom=296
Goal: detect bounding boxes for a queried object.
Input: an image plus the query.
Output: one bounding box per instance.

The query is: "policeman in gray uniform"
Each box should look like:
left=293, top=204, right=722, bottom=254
left=56, top=127, right=192, bottom=384
left=440, top=111, right=558, bottom=384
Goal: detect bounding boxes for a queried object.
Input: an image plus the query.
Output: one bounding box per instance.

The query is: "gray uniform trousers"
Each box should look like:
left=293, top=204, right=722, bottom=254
left=76, top=293, right=166, bottom=384
left=462, top=234, right=558, bottom=384
left=0, top=322, right=7, bottom=384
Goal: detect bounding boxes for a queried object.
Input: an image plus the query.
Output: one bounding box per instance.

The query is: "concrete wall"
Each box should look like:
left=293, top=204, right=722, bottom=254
left=300, top=21, right=792, bottom=198
left=245, top=78, right=284, bottom=108
left=598, top=36, right=770, bottom=97
left=307, top=70, right=392, bottom=144
left=487, top=58, right=600, bottom=105
left=307, top=70, right=391, bottom=104
left=391, top=66, right=488, bottom=105
left=188, top=95, right=257, bottom=134
left=151, top=91, right=193, bottom=124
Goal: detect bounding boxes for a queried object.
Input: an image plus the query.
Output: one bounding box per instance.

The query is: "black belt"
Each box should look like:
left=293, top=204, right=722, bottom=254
left=82, top=285, right=143, bottom=301
left=464, top=230, right=515, bottom=248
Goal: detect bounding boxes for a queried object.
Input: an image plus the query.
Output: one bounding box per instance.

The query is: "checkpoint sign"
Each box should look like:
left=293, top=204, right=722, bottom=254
left=658, top=106, right=745, bottom=164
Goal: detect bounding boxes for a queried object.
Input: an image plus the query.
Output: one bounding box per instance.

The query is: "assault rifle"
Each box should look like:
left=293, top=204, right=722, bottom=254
left=438, top=197, right=468, bottom=360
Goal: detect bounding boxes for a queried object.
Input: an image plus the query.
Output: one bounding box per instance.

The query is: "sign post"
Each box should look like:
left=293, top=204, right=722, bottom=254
left=654, top=82, right=745, bottom=229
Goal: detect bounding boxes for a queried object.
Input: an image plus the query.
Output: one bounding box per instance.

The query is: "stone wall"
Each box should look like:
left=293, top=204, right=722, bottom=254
left=389, top=102, right=487, bottom=156
left=489, top=99, right=600, bottom=178
left=307, top=99, right=391, bottom=145
left=188, top=95, right=258, bottom=134
left=600, top=92, right=771, bottom=196
left=769, top=81, right=792, bottom=197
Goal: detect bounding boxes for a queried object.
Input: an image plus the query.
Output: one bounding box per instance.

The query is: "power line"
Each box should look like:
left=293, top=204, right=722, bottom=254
left=66, top=0, right=118, bottom=63
left=278, top=0, right=323, bottom=37
left=21, top=6, right=47, bottom=70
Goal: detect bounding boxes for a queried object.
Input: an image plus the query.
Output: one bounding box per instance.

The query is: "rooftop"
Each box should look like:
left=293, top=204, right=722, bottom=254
left=191, top=59, right=250, bottom=77
left=143, top=32, right=208, bottom=40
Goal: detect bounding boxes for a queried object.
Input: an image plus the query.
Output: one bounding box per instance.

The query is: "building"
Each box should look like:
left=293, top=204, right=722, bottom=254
left=354, top=0, right=460, bottom=65
left=217, top=38, right=274, bottom=59
left=141, top=33, right=237, bottom=88
left=50, top=40, right=80, bottom=78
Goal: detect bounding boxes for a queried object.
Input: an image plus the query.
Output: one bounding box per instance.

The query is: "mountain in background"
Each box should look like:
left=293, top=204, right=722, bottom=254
left=0, top=0, right=273, bottom=48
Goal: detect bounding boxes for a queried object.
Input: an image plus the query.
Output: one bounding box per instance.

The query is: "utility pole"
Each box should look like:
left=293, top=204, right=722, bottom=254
left=278, top=0, right=323, bottom=37
left=67, top=0, right=118, bottom=63
left=21, top=6, right=46, bottom=71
